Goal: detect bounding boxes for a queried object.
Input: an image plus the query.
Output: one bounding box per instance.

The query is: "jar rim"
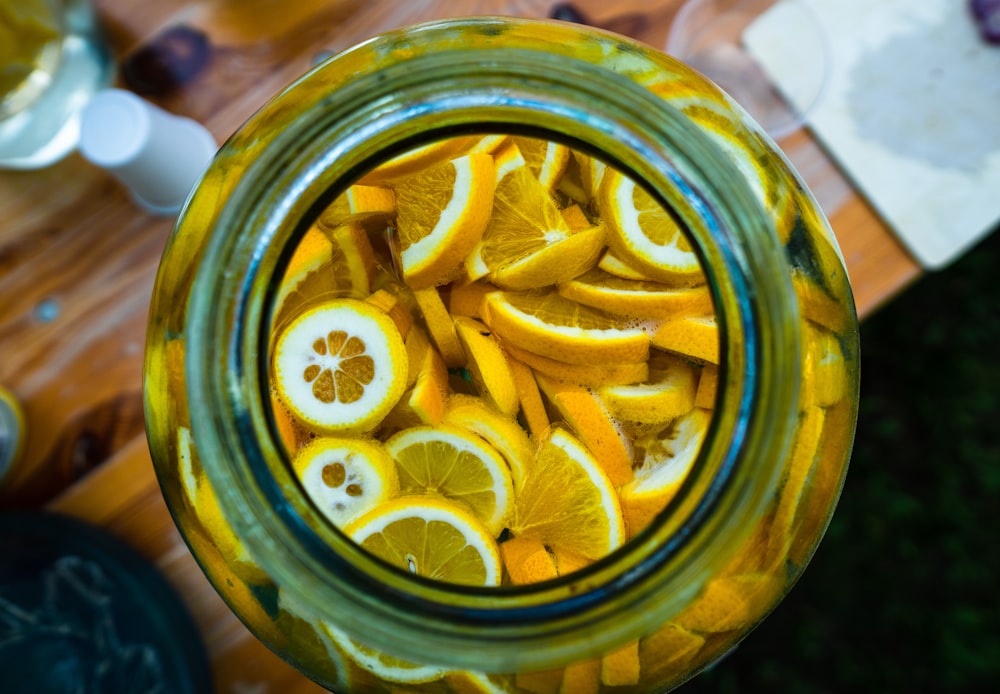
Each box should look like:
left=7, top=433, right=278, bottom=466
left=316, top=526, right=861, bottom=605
left=182, top=15, right=800, bottom=673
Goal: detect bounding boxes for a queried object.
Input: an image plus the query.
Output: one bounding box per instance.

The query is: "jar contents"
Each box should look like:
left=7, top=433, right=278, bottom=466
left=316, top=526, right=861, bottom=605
left=266, top=135, right=720, bottom=588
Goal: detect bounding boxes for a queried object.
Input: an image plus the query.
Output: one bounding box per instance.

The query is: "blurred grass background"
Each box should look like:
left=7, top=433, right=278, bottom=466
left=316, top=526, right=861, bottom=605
left=678, top=227, right=1000, bottom=692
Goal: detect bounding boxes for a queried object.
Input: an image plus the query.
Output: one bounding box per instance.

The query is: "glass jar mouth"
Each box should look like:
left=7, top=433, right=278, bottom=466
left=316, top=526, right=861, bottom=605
left=183, top=16, right=800, bottom=671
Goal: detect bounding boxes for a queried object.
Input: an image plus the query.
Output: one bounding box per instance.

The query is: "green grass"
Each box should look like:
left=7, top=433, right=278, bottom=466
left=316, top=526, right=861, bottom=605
left=677, top=228, right=1000, bottom=692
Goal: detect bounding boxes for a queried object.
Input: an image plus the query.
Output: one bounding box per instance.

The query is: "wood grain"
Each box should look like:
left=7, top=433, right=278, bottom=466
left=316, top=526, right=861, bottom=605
left=2, top=1, right=920, bottom=691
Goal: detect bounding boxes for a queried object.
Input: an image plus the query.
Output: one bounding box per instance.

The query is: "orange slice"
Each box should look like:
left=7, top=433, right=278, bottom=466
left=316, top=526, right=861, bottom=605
left=558, top=268, right=712, bottom=319
left=490, top=224, right=607, bottom=291
left=510, top=427, right=625, bottom=560
left=392, top=153, right=495, bottom=288
left=358, top=135, right=481, bottom=184
left=481, top=289, right=650, bottom=366
left=535, top=374, right=633, bottom=487
left=345, top=495, right=502, bottom=586
left=465, top=141, right=574, bottom=282
left=620, top=408, right=711, bottom=538
left=316, top=184, right=395, bottom=230
left=443, top=394, right=534, bottom=490
left=273, top=222, right=376, bottom=333
left=412, top=286, right=466, bottom=368
left=385, top=424, right=514, bottom=535
left=600, top=168, right=704, bottom=284
left=290, top=437, right=398, bottom=528
left=513, top=135, right=571, bottom=191
left=502, top=342, right=649, bottom=389
left=454, top=316, right=519, bottom=416
left=651, top=314, right=720, bottom=364
left=598, top=351, right=698, bottom=425
left=273, top=299, right=407, bottom=433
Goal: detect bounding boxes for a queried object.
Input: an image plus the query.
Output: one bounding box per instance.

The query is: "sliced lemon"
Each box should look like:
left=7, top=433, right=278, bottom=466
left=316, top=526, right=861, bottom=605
left=561, top=203, right=593, bottom=231
left=364, top=287, right=414, bottom=339
left=505, top=354, right=551, bottom=442
left=490, top=224, right=607, bottom=291
left=392, top=153, right=495, bottom=288
left=273, top=299, right=407, bottom=433
left=358, top=135, right=480, bottom=184
left=558, top=268, right=712, bottom=319
left=601, top=640, right=641, bottom=687
left=291, top=437, right=399, bottom=528
left=481, top=289, right=649, bottom=366
left=511, top=427, right=626, bottom=560
left=535, top=373, right=634, bottom=487
left=385, top=424, right=514, bottom=535
left=502, top=341, right=649, bottom=389
left=344, top=495, right=502, bottom=586
left=272, top=222, right=376, bottom=334
left=600, top=168, right=704, bottom=284
left=500, top=536, right=558, bottom=585
left=316, top=183, right=396, bottom=230
left=454, top=316, right=519, bottom=416
left=465, top=142, right=574, bottom=282
left=512, top=136, right=571, bottom=191
left=638, top=622, right=705, bottom=684
left=651, top=314, right=720, bottom=364
left=620, top=408, right=711, bottom=538
left=412, top=286, right=466, bottom=368
left=694, top=364, right=719, bottom=410
left=443, top=393, right=534, bottom=490
left=447, top=279, right=498, bottom=319
left=321, top=620, right=449, bottom=684
left=598, top=351, right=698, bottom=425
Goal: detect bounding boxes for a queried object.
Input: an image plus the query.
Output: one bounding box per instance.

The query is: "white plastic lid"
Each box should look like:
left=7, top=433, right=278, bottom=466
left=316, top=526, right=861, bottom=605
left=78, top=89, right=218, bottom=215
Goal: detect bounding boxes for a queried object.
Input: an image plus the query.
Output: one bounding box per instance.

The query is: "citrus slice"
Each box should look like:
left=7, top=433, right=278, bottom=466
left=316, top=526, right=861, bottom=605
left=316, top=183, right=396, bottom=231
left=273, top=222, right=376, bottom=333
left=465, top=142, right=575, bottom=282
left=651, top=314, right=720, bottom=364
left=500, top=536, right=558, bottom=585
left=600, top=168, right=704, bottom=284
left=601, top=640, right=641, bottom=687
left=502, top=342, right=649, bottom=389
left=273, top=299, right=407, bottom=433
left=443, top=393, right=534, bottom=490
left=561, top=203, right=592, bottom=231
left=558, top=268, right=713, bottom=319
left=490, top=224, right=607, bottom=291
left=597, top=249, right=662, bottom=281
left=675, top=572, right=783, bottom=633
left=535, top=374, right=633, bottom=487
left=481, top=289, right=650, bottom=365
left=358, top=135, right=481, bottom=184
left=392, top=153, right=495, bottom=288
left=598, top=351, right=698, bottom=425
left=505, top=354, right=551, bottom=442
left=412, top=286, right=466, bottom=368
left=620, top=408, right=711, bottom=538
left=638, top=622, right=705, bottom=684
left=454, top=316, right=519, bottom=416
left=448, top=279, right=498, bottom=319
left=344, top=495, right=503, bottom=586
left=291, top=437, right=399, bottom=528
left=364, top=287, right=413, bottom=339
left=510, top=427, right=626, bottom=560
left=321, top=620, right=449, bottom=684
left=385, top=424, right=514, bottom=535
left=512, top=136, right=571, bottom=191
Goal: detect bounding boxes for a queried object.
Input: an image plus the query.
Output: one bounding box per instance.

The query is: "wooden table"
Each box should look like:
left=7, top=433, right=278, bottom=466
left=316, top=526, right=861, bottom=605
left=0, top=1, right=920, bottom=691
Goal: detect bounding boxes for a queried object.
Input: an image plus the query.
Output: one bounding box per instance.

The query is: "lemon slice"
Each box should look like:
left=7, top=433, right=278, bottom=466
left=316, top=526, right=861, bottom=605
left=358, top=135, right=481, bottom=184
left=321, top=620, right=449, bottom=684
left=273, top=299, right=407, bottom=433
left=499, top=536, right=558, bottom=585
left=442, top=393, right=534, bottom=490
left=482, top=289, right=650, bottom=365
left=385, top=424, right=514, bottom=535
left=535, top=374, right=634, bottom=487
left=465, top=141, right=574, bottom=281
left=291, top=437, right=399, bottom=528
left=392, top=153, right=495, bottom=288
left=512, top=136, right=571, bottom=191
left=559, top=268, right=713, bottom=319
left=345, top=495, right=502, bottom=586
left=620, top=408, right=711, bottom=538
left=272, top=222, right=376, bottom=334
left=598, top=351, right=699, bottom=425
left=511, top=427, right=625, bottom=560
left=490, top=224, right=607, bottom=291
left=454, top=316, right=519, bottom=416
left=600, top=168, right=704, bottom=284
left=502, top=341, right=649, bottom=389
left=316, top=184, right=396, bottom=230
left=651, top=314, right=720, bottom=364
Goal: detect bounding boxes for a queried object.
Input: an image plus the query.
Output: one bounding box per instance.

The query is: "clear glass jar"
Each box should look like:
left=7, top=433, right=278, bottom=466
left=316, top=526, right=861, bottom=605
left=144, top=16, right=859, bottom=694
